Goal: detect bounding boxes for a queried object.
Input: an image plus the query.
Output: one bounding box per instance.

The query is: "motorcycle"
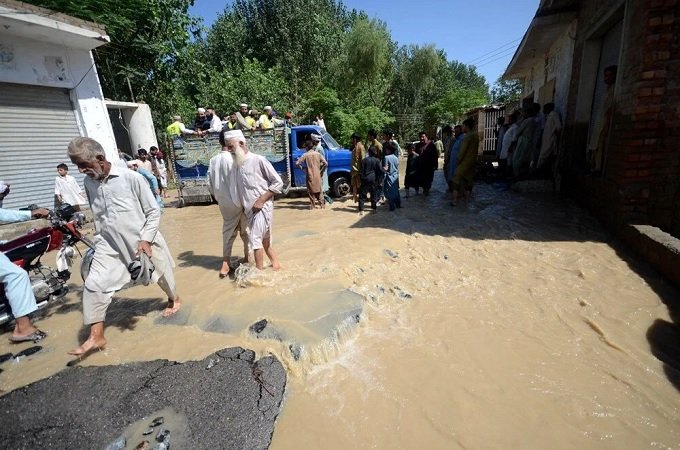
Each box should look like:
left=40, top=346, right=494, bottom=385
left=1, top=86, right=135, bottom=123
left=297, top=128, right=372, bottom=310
left=0, top=204, right=94, bottom=325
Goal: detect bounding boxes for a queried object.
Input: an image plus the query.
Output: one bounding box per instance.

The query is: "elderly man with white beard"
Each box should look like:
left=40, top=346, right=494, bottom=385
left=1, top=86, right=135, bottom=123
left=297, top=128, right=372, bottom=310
left=208, top=130, right=249, bottom=278
left=223, top=129, right=283, bottom=270
left=66, top=137, right=181, bottom=357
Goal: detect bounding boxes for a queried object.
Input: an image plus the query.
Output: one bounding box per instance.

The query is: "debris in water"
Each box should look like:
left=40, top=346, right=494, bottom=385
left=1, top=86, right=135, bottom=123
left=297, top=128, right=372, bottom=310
left=384, top=249, right=398, bottom=258
left=249, top=319, right=268, bottom=334
left=578, top=298, right=590, bottom=307
left=155, top=427, right=171, bottom=447
left=142, top=428, right=154, bottom=436
left=134, top=441, right=150, bottom=450
left=103, top=436, right=126, bottom=450
left=391, top=286, right=413, bottom=300
left=289, top=344, right=302, bottom=361
left=234, top=264, right=256, bottom=287
left=13, top=346, right=42, bottom=359
left=150, top=416, right=164, bottom=427
left=206, top=358, right=219, bottom=369
left=583, top=318, right=627, bottom=353
left=443, top=255, right=449, bottom=260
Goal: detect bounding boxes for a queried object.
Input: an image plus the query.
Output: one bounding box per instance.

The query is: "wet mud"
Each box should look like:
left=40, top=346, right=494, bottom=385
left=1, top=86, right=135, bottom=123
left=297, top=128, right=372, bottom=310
left=1, top=169, right=679, bottom=449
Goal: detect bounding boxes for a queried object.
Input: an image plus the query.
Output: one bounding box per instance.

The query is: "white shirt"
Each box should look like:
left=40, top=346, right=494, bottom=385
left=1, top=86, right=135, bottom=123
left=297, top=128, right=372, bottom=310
left=54, top=174, right=87, bottom=206
left=208, top=151, right=240, bottom=207
left=207, top=115, right=223, bottom=133
left=500, top=123, right=518, bottom=160
left=83, top=164, right=173, bottom=292
left=234, top=152, right=283, bottom=220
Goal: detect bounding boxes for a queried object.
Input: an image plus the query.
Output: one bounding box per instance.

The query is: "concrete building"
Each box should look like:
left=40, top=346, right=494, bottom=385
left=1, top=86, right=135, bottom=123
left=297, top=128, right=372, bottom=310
left=0, top=0, right=117, bottom=209
left=504, top=0, right=680, bottom=284
left=106, top=101, right=160, bottom=157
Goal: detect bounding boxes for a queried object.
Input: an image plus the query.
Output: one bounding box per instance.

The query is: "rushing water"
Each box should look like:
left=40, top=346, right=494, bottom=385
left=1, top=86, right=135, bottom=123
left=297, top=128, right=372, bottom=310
left=0, top=172, right=678, bottom=449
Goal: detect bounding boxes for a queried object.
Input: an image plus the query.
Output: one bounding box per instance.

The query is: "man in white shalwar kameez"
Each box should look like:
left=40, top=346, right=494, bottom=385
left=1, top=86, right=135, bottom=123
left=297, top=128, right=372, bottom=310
left=66, top=137, right=181, bottom=357
left=536, top=103, right=562, bottom=174
left=208, top=130, right=249, bottom=277
left=223, top=130, right=283, bottom=270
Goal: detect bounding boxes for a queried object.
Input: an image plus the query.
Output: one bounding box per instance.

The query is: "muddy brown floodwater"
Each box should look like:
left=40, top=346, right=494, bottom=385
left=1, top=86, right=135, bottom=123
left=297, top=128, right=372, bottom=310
left=1, top=171, right=679, bottom=449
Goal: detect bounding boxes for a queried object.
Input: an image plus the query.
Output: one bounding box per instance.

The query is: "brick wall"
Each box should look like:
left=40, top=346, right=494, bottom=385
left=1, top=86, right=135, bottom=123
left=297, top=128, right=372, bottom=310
left=562, top=0, right=680, bottom=237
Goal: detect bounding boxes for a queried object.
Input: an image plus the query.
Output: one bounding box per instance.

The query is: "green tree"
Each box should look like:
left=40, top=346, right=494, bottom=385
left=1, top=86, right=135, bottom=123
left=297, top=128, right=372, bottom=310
left=206, top=0, right=353, bottom=107
left=490, top=77, right=523, bottom=103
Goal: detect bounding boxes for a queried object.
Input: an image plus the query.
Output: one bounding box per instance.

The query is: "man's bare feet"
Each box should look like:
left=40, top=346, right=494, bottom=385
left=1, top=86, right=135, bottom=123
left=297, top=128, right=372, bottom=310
left=68, top=336, right=106, bottom=356
left=272, top=262, right=282, bottom=271
left=162, top=296, right=181, bottom=317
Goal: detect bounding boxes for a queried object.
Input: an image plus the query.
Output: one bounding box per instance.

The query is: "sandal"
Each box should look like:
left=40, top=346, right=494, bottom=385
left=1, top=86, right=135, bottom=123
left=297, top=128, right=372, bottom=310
left=9, top=330, right=47, bottom=343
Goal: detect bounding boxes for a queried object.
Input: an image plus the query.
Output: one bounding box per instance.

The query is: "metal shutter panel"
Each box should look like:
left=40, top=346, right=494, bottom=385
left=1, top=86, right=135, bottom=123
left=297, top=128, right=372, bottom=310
left=0, top=83, right=83, bottom=210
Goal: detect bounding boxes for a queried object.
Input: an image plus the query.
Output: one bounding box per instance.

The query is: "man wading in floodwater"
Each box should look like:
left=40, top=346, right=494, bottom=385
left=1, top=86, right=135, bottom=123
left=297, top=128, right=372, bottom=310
left=224, top=129, right=283, bottom=271
left=66, top=137, right=181, bottom=357
left=208, top=130, right=249, bottom=278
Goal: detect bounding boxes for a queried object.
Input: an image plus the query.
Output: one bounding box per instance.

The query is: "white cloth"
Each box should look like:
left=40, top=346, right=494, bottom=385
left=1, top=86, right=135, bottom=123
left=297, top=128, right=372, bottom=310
left=54, top=174, right=87, bottom=206
left=82, top=164, right=175, bottom=323
left=138, top=159, right=153, bottom=173
left=155, top=157, right=168, bottom=188
left=499, top=123, right=518, bottom=160
left=208, top=151, right=248, bottom=258
left=208, top=151, right=240, bottom=207
left=315, top=118, right=326, bottom=130
left=538, top=110, right=562, bottom=168
left=234, top=152, right=283, bottom=250
left=207, top=114, right=223, bottom=133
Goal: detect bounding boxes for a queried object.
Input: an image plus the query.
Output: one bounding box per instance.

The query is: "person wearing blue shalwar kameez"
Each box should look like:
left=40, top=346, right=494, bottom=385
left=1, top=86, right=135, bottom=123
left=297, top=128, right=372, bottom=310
left=383, top=142, right=401, bottom=211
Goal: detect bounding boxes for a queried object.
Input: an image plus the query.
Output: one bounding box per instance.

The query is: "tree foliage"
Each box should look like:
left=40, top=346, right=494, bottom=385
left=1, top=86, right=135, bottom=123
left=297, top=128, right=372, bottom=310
left=490, top=77, right=523, bottom=104
left=26, top=0, right=498, bottom=145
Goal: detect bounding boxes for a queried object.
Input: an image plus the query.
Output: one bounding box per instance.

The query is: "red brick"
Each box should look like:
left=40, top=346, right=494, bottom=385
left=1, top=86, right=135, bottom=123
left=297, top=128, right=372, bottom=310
left=639, top=87, right=653, bottom=96
left=648, top=16, right=663, bottom=26
left=662, top=14, right=674, bottom=24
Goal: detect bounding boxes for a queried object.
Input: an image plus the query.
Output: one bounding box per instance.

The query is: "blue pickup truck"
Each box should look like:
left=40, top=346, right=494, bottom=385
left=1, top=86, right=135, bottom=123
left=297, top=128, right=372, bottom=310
left=171, top=125, right=352, bottom=206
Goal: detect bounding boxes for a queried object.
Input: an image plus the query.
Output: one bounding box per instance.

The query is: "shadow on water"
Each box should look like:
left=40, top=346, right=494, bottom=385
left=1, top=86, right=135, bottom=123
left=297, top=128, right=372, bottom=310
left=349, top=171, right=609, bottom=243
left=276, top=200, right=316, bottom=211
left=76, top=297, right=166, bottom=342
left=349, top=170, right=680, bottom=390
left=177, top=250, right=223, bottom=271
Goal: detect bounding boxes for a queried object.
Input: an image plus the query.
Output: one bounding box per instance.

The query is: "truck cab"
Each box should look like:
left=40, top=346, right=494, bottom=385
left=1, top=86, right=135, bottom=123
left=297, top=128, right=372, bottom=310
left=288, top=125, right=352, bottom=197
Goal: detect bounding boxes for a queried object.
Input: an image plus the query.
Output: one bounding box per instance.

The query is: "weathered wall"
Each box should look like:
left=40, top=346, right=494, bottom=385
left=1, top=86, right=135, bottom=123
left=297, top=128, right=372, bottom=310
left=562, top=0, right=680, bottom=238
left=522, top=21, right=577, bottom=118
left=0, top=34, right=118, bottom=162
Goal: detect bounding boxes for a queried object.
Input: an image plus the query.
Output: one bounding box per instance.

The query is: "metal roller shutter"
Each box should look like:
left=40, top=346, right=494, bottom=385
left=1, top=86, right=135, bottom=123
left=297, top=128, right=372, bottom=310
left=0, top=83, right=84, bottom=210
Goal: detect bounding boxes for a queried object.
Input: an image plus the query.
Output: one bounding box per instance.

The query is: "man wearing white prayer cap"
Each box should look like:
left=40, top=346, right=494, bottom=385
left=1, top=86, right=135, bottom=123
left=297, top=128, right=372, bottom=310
left=236, top=103, right=252, bottom=130
left=207, top=129, right=250, bottom=277
left=223, top=129, right=283, bottom=270
left=258, top=106, right=275, bottom=129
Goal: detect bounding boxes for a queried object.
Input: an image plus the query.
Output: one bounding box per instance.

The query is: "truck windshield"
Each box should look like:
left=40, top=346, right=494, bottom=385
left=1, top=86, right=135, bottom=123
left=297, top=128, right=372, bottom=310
left=322, top=132, right=341, bottom=150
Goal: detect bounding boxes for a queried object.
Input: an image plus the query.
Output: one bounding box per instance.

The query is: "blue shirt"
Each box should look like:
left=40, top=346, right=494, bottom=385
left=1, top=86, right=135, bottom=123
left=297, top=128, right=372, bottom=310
left=0, top=208, right=32, bottom=223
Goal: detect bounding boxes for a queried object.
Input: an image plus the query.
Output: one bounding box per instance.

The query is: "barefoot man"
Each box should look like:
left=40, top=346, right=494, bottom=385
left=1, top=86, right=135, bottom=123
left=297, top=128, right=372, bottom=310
left=67, top=137, right=181, bottom=356
left=208, top=130, right=249, bottom=277
left=224, top=130, right=283, bottom=270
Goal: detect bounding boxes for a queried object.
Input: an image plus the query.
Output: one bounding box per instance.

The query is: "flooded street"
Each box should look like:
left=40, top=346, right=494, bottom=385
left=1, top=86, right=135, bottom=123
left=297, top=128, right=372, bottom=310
left=1, top=172, right=679, bottom=449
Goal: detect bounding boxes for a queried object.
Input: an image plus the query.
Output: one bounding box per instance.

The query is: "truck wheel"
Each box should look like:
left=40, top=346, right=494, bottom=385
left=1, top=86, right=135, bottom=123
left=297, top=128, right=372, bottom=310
left=177, top=198, right=185, bottom=208
left=332, top=175, right=350, bottom=198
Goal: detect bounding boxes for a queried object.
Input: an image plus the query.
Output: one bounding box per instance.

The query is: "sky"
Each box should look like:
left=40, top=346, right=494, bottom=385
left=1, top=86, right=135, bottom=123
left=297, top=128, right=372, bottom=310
left=188, top=0, right=539, bottom=86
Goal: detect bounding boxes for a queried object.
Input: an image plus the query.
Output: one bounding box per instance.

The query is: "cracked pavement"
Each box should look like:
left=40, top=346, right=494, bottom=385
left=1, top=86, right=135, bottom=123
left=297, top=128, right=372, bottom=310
left=0, top=347, right=286, bottom=449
